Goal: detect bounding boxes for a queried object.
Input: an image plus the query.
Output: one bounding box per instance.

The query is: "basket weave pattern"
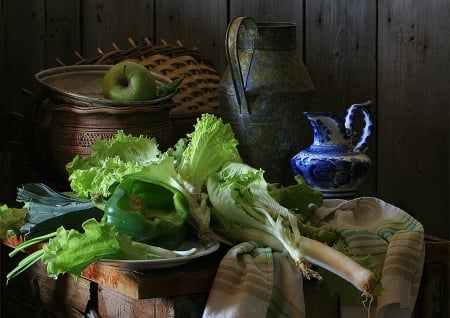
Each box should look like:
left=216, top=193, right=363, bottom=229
left=71, top=39, right=221, bottom=119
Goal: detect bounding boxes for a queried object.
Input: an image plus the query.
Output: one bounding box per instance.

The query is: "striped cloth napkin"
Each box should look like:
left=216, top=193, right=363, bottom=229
left=203, top=197, right=424, bottom=318
left=316, top=197, right=425, bottom=318
left=202, top=241, right=305, bottom=318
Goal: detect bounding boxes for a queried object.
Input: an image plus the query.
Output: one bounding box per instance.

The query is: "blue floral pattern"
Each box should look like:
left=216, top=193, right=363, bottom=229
left=291, top=102, right=373, bottom=198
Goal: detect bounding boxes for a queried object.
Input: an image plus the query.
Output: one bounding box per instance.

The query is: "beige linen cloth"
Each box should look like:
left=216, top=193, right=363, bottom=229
left=203, top=197, right=425, bottom=318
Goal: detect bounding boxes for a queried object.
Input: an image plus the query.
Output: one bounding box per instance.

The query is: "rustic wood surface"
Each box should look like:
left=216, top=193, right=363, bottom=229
left=81, top=248, right=225, bottom=299
left=0, top=0, right=448, bottom=238
left=1, top=244, right=92, bottom=318
left=229, top=0, right=305, bottom=57
left=81, top=0, right=154, bottom=58
left=45, top=0, right=81, bottom=66
left=155, top=0, right=228, bottom=73
left=304, top=0, right=378, bottom=197
left=3, top=236, right=448, bottom=317
left=377, top=0, right=449, bottom=239
left=2, top=236, right=226, bottom=299
left=97, top=287, right=209, bottom=318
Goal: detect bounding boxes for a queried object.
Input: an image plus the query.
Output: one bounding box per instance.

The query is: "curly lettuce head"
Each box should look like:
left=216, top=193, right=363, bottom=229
left=66, top=131, right=161, bottom=198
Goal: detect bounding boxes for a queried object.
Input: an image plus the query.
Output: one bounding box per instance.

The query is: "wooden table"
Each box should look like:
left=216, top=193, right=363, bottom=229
left=1, top=235, right=228, bottom=317
left=1, top=235, right=449, bottom=318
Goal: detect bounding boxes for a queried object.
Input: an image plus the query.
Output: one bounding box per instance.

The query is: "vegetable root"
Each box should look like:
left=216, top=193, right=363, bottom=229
left=299, top=236, right=377, bottom=297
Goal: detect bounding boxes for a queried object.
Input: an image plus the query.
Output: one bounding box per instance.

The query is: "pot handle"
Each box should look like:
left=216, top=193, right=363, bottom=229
left=344, top=100, right=374, bottom=152
left=225, top=16, right=258, bottom=114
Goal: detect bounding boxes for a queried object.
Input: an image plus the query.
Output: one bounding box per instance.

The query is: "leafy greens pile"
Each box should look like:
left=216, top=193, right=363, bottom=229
left=0, top=204, right=27, bottom=240
left=5, top=113, right=379, bottom=301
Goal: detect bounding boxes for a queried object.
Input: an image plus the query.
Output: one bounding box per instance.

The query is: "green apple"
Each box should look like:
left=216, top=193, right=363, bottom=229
left=102, top=61, right=157, bottom=101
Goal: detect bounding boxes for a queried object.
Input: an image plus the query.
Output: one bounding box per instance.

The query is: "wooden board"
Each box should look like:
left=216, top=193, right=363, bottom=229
left=304, top=0, right=378, bottom=197
left=229, top=0, right=305, bottom=58
left=81, top=0, right=155, bottom=59
left=1, top=0, right=48, bottom=203
left=3, top=236, right=449, bottom=317
left=2, top=0, right=46, bottom=115
left=45, top=0, right=81, bottom=66
left=81, top=247, right=226, bottom=299
left=155, top=0, right=228, bottom=73
left=3, top=236, right=227, bottom=300
left=97, top=287, right=208, bottom=318
left=1, top=244, right=92, bottom=318
left=377, top=0, right=450, bottom=238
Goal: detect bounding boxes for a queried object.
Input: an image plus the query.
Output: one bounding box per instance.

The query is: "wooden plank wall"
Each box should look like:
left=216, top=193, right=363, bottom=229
left=0, top=0, right=448, bottom=239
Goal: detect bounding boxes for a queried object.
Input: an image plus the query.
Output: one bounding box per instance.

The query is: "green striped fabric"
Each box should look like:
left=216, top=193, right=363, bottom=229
left=203, top=241, right=305, bottom=318
left=203, top=197, right=424, bottom=318
left=318, top=197, right=425, bottom=318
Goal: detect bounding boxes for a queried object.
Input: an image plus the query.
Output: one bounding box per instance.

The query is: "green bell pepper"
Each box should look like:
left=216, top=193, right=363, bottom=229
left=104, top=176, right=189, bottom=250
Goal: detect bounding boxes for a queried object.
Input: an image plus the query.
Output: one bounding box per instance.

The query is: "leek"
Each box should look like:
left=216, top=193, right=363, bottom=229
left=206, top=161, right=376, bottom=297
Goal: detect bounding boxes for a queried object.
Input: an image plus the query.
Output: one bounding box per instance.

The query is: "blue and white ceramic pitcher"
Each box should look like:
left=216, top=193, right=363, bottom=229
left=291, top=100, right=373, bottom=198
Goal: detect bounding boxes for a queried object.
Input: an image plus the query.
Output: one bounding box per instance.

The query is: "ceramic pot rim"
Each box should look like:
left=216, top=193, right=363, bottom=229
left=50, top=102, right=175, bottom=114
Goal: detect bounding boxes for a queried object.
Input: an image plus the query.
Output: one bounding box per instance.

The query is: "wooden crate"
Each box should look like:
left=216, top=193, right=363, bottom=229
left=2, top=235, right=449, bottom=317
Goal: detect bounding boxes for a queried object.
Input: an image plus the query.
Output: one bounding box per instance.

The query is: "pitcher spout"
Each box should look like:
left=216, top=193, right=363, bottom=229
left=292, top=101, right=374, bottom=198
left=304, top=112, right=350, bottom=147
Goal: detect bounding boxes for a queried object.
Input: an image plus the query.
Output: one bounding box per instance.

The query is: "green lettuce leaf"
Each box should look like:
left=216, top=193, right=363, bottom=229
left=7, top=218, right=185, bottom=283
left=268, top=175, right=323, bottom=213
left=177, top=114, right=242, bottom=191
left=66, top=131, right=161, bottom=198
left=206, top=161, right=304, bottom=264
left=0, top=204, right=27, bottom=239
left=41, top=218, right=181, bottom=280
left=41, top=218, right=120, bottom=279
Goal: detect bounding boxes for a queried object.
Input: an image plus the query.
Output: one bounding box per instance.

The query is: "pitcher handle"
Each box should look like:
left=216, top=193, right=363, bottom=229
left=225, top=16, right=258, bottom=114
left=344, top=100, right=373, bottom=152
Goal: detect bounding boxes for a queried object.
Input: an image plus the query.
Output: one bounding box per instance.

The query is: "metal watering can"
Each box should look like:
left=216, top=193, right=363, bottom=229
left=219, top=16, right=315, bottom=185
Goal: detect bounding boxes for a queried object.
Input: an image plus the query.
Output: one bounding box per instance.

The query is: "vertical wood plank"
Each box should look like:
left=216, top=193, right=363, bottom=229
left=2, top=0, right=47, bottom=202
left=415, top=261, right=450, bottom=317
left=229, top=0, right=305, bottom=58
left=3, top=0, right=46, bottom=113
left=97, top=286, right=208, bottom=318
left=304, top=0, right=377, bottom=196
left=81, top=0, right=154, bottom=59
left=154, top=0, right=228, bottom=73
left=45, top=0, right=81, bottom=66
left=0, top=0, right=12, bottom=204
left=0, top=0, right=7, bottom=139
left=377, top=0, right=449, bottom=238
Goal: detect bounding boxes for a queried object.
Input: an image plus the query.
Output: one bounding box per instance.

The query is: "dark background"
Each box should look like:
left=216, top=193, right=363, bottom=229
left=1, top=0, right=448, bottom=239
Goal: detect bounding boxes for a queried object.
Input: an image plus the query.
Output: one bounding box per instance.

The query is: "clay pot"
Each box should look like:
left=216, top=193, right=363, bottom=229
left=29, top=65, right=175, bottom=181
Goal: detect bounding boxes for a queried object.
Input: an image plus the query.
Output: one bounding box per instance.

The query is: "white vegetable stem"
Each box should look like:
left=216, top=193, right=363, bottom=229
left=216, top=226, right=376, bottom=297
left=204, top=161, right=376, bottom=297
left=299, top=236, right=376, bottom=297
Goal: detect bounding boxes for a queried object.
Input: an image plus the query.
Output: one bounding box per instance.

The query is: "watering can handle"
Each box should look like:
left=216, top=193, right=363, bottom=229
left=344, top=100, right=374, bottom=152
left=225, top=16, right=258, bottom=114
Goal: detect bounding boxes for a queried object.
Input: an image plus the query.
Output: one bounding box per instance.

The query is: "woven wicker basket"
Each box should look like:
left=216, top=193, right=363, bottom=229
left=70, top=38, right=221, bottom=140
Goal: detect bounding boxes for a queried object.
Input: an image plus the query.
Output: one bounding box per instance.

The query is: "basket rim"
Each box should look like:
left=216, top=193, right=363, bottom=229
left=35, top=64, right=175, bottom=107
